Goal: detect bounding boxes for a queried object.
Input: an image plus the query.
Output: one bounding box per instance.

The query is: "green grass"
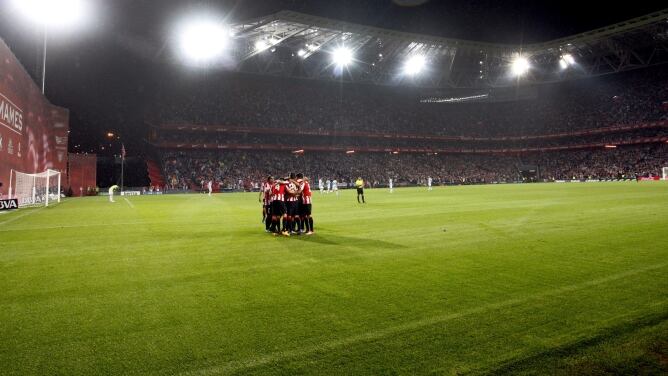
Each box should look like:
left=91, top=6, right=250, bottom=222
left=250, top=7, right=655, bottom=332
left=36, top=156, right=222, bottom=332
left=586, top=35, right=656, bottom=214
left=1, top=182, right=667, bottom=375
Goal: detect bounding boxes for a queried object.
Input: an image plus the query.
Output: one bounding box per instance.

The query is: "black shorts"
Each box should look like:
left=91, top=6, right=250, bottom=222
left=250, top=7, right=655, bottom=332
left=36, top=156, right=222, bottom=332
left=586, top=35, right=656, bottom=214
left=271, top=200, right=286, bottom=216
left=300, top=203, right=312, bottom=216
left=264, top=204, right=271, bottom=214
left=286, top=201, right=299, bottom=216
left=356, top=188, right=364, bottom=194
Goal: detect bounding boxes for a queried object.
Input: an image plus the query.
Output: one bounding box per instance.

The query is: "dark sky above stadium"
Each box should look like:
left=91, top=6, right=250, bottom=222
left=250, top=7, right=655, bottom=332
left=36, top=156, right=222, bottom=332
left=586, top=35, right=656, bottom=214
left=0, top=0, right=664, bottom=154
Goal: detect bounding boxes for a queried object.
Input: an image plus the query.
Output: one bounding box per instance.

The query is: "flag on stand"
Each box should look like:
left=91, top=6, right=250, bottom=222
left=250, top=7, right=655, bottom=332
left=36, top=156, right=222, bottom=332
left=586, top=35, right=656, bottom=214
left=121, top=144, right=126, bottom=160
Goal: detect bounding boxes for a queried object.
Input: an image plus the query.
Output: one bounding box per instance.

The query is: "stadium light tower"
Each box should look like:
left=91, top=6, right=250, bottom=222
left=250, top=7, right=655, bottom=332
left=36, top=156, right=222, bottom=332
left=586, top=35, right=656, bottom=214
left=403, top=55, right=426, bottom=76
left=10, top=0, right=92, bottom=94
left=176, top=18, right=229, bottom=66
left=511, top=56, right=530, bottom=76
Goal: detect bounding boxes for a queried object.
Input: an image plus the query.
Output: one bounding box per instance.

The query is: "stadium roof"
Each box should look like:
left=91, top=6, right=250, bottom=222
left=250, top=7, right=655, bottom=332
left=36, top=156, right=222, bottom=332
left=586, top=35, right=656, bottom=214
left=226, top=9, right=668, bottom=88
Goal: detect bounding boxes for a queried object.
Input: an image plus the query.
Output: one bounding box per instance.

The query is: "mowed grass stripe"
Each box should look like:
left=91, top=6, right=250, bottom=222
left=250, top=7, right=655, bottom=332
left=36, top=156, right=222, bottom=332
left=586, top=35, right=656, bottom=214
left=181, top=262, right=668, bottom=375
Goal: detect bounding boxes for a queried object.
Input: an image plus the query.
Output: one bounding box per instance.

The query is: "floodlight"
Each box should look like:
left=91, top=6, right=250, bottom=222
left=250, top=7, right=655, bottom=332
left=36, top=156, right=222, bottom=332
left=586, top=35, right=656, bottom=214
left=11, top=0, right=91, bottom=29
left=559, top=53, right=576, bottom=70
left=255, top=40, right=269, bottom=51
left=176, top=18, right=228, bottom=65
left=511, top=56, right=530, bottom=76
left=563, top=54, right=575, bottom=65
left=403, top=55, right=426, bottom=75
left=332, top=47, right=353, bottom=66
left=297, top=49, right=307, bottom=57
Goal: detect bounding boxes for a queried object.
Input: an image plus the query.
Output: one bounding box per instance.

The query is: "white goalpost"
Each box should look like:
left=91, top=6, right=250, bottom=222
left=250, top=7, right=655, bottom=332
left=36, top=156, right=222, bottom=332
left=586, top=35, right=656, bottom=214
left=8, top=169, right=62, bottom=208
left=663, top=167, right=668, bottom=181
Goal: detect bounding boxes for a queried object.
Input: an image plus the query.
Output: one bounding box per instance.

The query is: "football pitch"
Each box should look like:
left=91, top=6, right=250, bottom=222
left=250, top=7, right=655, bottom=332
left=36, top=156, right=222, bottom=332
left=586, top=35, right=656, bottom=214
left=1, top=182, right=667, bottom=375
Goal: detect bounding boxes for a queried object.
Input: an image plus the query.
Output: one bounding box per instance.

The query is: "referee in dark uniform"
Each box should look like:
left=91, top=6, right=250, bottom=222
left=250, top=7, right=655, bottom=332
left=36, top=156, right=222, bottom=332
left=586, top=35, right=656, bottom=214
left=354, top=177, right=365, bottom=204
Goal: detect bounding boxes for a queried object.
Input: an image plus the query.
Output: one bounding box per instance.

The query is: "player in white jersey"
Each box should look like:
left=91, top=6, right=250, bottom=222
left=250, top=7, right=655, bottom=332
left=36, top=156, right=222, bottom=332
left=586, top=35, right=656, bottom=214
left=427, top=176, right=433, bottom=191
left=318, top=178, right=324, bottom=194
left=326, top=179, right=331, bottom=193
left=389, top=178, right=393, bottom=193
left=207, top=180, right=213, bottom=196
left=108, top=185, right=119, bottom=203
left=332, top=180, right=339, bottom=196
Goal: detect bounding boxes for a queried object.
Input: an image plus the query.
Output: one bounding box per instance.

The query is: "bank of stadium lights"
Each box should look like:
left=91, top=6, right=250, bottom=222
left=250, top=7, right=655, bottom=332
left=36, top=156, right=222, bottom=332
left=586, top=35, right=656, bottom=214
left=403, top=55, right=426, bottom=76
left=559, top=53, right=576, bottom=69
left=10, top=0, right=93, bottom=93
left=10, top=0, right=92, bottom=29
left=255, top=38, right=280, bottom=52
left=331, top=46, right=353, bottom=67
left=511, top=56, right=530, bottom=76
left=255, top=40, right=269, bottom=51
left=297, top=49, right=307, bottom=58
left=175, top=18, right=229, bottom=65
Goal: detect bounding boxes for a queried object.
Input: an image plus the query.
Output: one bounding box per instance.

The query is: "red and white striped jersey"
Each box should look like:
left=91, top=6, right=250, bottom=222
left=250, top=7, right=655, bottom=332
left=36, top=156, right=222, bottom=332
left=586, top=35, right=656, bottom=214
left=262, top=182, right=272, bottom=205
left=300, top=180, right=312, bottom=204
left=286, top=182, right=299, bottom=202
left=271, top=182, right=286, bottom=202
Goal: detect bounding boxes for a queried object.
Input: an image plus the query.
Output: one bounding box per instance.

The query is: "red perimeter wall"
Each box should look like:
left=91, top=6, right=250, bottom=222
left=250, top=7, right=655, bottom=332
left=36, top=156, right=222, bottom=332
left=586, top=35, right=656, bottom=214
left=0, top=36, right=69, bottom=195
left=67, top=153, right=97, bottom=195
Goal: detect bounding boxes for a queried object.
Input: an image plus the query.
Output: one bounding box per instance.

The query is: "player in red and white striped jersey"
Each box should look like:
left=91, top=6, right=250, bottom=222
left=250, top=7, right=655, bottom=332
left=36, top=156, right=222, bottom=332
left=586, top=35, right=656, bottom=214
left=296, top=173, right=314, bottom=235
left=285, top=173, right=301, bottom=234
left=270, top=178, right=289, bottom=236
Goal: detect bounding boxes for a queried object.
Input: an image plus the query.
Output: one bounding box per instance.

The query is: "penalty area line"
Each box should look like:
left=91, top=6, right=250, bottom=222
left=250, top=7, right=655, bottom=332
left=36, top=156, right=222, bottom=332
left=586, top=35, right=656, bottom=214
left=180, top=261, right=668, bottom=375
left=123, top=197, right=135, bottom=208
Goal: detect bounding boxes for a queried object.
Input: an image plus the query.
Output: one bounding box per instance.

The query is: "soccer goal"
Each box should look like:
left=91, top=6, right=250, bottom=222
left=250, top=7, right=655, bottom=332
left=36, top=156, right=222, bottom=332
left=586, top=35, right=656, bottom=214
left=663, top=167, right=668, bottom=181
left=8, top=169, right=62, bottom=208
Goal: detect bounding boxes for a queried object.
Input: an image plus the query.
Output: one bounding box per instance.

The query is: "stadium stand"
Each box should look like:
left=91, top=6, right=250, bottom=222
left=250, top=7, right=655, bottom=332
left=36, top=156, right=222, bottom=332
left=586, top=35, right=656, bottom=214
left=149, top=64, right=668, bottom=190
left=146, top=159, right=166, bottom=189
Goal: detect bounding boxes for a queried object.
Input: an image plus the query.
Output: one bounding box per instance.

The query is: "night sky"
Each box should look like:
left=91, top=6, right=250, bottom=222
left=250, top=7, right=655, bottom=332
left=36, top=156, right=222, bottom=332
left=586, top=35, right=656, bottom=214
left=0, top=0, right=664, bottom=156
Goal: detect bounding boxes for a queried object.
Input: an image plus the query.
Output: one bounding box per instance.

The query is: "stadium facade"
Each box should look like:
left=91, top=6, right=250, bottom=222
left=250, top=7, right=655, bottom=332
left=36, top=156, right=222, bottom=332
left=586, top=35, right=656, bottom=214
left=0, top=37, right=70, bottom=194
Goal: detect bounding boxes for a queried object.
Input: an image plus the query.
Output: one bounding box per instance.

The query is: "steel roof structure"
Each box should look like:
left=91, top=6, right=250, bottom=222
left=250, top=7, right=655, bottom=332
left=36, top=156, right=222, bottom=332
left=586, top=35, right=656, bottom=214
left=224, top=9, right=668, bottom=88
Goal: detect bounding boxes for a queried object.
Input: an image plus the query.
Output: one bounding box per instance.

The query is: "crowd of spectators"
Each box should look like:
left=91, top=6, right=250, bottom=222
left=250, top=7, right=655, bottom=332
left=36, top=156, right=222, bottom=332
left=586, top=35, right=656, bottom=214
left=161, top=144, right=668, bottom=190
left=150, top=64, right=668, bottom=138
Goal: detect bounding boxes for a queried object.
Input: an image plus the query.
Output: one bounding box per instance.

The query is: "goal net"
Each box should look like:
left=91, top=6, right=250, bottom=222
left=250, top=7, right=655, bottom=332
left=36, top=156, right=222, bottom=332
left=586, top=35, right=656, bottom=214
left=663, top=167, right=668, bottom=181
left=8, top=169, right=62, bottom=208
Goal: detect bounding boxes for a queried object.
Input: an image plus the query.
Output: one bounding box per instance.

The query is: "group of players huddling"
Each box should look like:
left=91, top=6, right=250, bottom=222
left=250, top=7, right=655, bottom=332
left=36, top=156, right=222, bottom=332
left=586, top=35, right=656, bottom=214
left=260, top=173, right=314, bottom=236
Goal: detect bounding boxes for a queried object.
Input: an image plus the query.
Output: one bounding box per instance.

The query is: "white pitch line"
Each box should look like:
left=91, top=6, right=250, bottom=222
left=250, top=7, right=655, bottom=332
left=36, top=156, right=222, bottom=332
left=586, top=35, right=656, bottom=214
left=0, top=206, right=46, bottom=226
left=124, top=197, right=135, bottom=209
left=180, top=262, right=668, bottom=375
left=0, top=218, right=212, bottom=232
